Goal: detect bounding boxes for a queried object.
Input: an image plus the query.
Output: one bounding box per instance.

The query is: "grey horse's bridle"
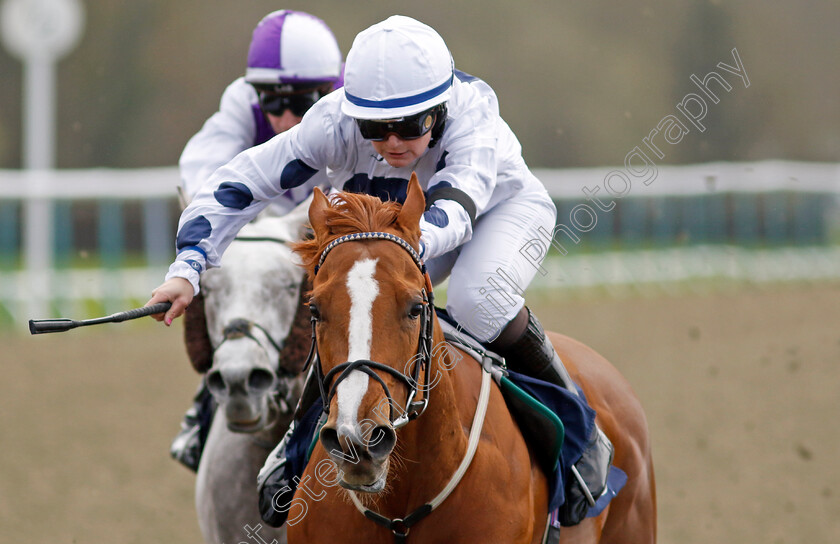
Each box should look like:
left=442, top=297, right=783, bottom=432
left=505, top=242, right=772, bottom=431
left=210, top=235, right=304, bottom=413
left=215, top=318, right=296, bottom=378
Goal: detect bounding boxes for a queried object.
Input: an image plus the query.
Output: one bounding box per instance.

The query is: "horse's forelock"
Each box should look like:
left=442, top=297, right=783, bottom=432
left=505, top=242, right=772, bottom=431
left=292, top=192, right=413, bottom=278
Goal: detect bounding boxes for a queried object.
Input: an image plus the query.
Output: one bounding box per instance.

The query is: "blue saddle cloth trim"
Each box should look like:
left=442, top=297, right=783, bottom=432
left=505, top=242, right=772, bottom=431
left=587, top=466, right=627, bottom=518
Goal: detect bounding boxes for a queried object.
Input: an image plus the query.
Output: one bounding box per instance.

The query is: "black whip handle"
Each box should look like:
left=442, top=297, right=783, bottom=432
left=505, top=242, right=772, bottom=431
left=29, top=302, right=172, bottom=334
left=110, top=302, right=173, bottom=322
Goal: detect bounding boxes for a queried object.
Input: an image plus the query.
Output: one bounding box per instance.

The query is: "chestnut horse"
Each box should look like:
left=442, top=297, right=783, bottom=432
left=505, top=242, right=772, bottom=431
left=286, top=176, right=656, bottom=543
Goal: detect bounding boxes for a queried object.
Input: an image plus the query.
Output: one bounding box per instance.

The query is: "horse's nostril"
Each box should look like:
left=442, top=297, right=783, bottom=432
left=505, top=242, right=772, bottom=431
left=366, top=425, right=397, bottom=460
left=320, top=427, right=343, bottom=457
left=248, top=368, right=274, bottom=393
left=206, top=370, right=225, bottom=395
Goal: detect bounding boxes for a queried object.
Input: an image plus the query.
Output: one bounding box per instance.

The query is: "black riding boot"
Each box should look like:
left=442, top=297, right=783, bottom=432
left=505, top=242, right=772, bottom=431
left=170, top=380, right=216, bottom=472
left=492, top=307, right=578, bottom=392
left=490, top=307, right=614, bottom=526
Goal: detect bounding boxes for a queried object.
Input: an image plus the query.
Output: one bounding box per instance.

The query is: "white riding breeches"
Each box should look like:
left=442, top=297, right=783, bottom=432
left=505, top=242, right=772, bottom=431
left=426, top=185, right=557, bottom=343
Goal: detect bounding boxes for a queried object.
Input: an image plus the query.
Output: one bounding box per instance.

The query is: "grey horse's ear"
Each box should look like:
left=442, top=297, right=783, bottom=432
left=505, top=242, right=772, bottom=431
left=286, top=192, right=315, bottom=240
left=176, top=186, right=190, bottom=211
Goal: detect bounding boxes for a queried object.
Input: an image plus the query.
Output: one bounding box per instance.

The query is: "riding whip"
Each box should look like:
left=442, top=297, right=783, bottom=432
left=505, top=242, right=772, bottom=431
left=28, top=302, right=172, bottom=335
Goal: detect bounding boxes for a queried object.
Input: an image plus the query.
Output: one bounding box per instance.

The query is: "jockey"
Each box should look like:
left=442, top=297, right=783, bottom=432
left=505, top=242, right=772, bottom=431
left=169, top=9, right=342, bottom=472
left=149, top=15, right=611, bottom=525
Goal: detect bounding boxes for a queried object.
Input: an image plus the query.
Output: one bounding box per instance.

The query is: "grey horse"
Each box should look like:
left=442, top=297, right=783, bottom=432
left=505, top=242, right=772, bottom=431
left=192, top=207, right=311, bottom=544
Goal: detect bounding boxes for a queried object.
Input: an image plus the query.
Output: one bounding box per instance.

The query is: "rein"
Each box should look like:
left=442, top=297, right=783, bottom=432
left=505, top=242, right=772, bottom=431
left=304, top=230, right=492, bottom=542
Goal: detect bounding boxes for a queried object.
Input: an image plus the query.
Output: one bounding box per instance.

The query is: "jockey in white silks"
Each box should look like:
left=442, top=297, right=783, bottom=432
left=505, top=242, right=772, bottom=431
left=148, top=15, right=612, bottom=526
left=169, top=9, right=343, bottom=472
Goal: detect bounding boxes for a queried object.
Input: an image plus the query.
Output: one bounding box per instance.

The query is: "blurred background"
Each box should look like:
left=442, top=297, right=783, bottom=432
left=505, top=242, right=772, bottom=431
left=2, top=0, right=839, bottom=169
left=1, top=0, right=839, bottom=324
left=1, top=1, right=839, bottom=543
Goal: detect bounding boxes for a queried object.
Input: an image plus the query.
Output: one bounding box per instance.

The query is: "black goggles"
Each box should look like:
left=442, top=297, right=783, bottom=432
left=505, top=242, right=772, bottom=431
left=257, top=89, right=321, bottom=117
left=355, top=110, right=436, bottom=141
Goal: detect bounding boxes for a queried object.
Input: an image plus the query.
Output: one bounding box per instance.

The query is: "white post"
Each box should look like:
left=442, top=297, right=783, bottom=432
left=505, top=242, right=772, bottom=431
left=1, top=0, right=84, bottom=323
left=23, top=57, right=55, bottom=321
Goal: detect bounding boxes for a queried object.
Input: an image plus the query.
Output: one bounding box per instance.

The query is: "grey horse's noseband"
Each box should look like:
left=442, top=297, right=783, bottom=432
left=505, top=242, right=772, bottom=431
left=215, top=318, right=296, bottom=378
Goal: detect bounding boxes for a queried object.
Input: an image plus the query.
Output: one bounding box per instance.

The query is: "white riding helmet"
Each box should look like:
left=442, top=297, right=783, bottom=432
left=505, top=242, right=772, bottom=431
left=341, top=16, right=454, bottom=119
left=245, top=10, right=342, bottom=86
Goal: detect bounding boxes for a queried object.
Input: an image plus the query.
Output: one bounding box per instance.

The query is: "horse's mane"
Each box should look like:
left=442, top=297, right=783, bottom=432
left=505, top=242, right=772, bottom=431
left=292, top=191, right=408, bottom=277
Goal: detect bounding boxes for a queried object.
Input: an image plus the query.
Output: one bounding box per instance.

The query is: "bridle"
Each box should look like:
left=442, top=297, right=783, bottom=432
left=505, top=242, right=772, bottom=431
left=214, top=317, right=297, bottom=380
left=303, top=231, right=436, bottom=429
left=209, top=234, right=304, bottom=417
left=301, top=230, right=493, bottom=542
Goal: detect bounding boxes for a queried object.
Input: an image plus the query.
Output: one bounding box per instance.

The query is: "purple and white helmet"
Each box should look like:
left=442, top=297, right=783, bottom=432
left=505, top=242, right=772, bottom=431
left=341, top=16, right=454, bottom=120
left=245, top=10, right=342, bottom=87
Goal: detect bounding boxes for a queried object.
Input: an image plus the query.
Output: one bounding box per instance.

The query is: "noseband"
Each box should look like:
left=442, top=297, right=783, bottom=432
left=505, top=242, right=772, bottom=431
left=215, top=318, right=297, bottom=379
left=304, top=231, right=435, bottom=429
left=210, top=233, right=304, bottom=378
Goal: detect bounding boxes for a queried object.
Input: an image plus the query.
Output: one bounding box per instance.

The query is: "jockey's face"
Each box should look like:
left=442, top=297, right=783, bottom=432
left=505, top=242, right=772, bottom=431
left=267, top=109, right=303, bottom=135
left=371, top=131, right=432, bottom=168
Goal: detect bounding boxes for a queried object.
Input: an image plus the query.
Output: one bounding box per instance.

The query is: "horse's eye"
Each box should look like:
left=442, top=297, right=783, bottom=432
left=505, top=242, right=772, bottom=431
left=309, top=303, right=321, bottom=321
left=408, top=302, right=423, bottom=320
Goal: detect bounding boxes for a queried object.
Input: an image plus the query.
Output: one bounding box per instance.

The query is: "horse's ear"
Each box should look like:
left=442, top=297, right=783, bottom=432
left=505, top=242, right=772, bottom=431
left=308, top=187, right=330, bottom=237
left=396, top=173, right=425, bottom=238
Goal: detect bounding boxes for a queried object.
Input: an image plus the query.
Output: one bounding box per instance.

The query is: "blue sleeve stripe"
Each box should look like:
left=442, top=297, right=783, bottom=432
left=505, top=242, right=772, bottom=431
left=178, top=245, right=208, bottom=259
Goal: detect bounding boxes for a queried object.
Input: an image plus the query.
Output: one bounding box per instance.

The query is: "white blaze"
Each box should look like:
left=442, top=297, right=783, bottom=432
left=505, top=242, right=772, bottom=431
left=336, top=258, right=379, bottom=437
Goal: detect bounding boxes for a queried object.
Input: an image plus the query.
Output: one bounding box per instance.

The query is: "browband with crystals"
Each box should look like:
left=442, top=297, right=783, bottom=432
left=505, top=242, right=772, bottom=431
left=314, top=231, right=425, bottom=275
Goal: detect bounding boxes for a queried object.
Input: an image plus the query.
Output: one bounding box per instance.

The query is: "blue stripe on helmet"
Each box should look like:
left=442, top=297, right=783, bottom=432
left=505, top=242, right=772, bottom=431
left=345, top=74, right=453, bottom=109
